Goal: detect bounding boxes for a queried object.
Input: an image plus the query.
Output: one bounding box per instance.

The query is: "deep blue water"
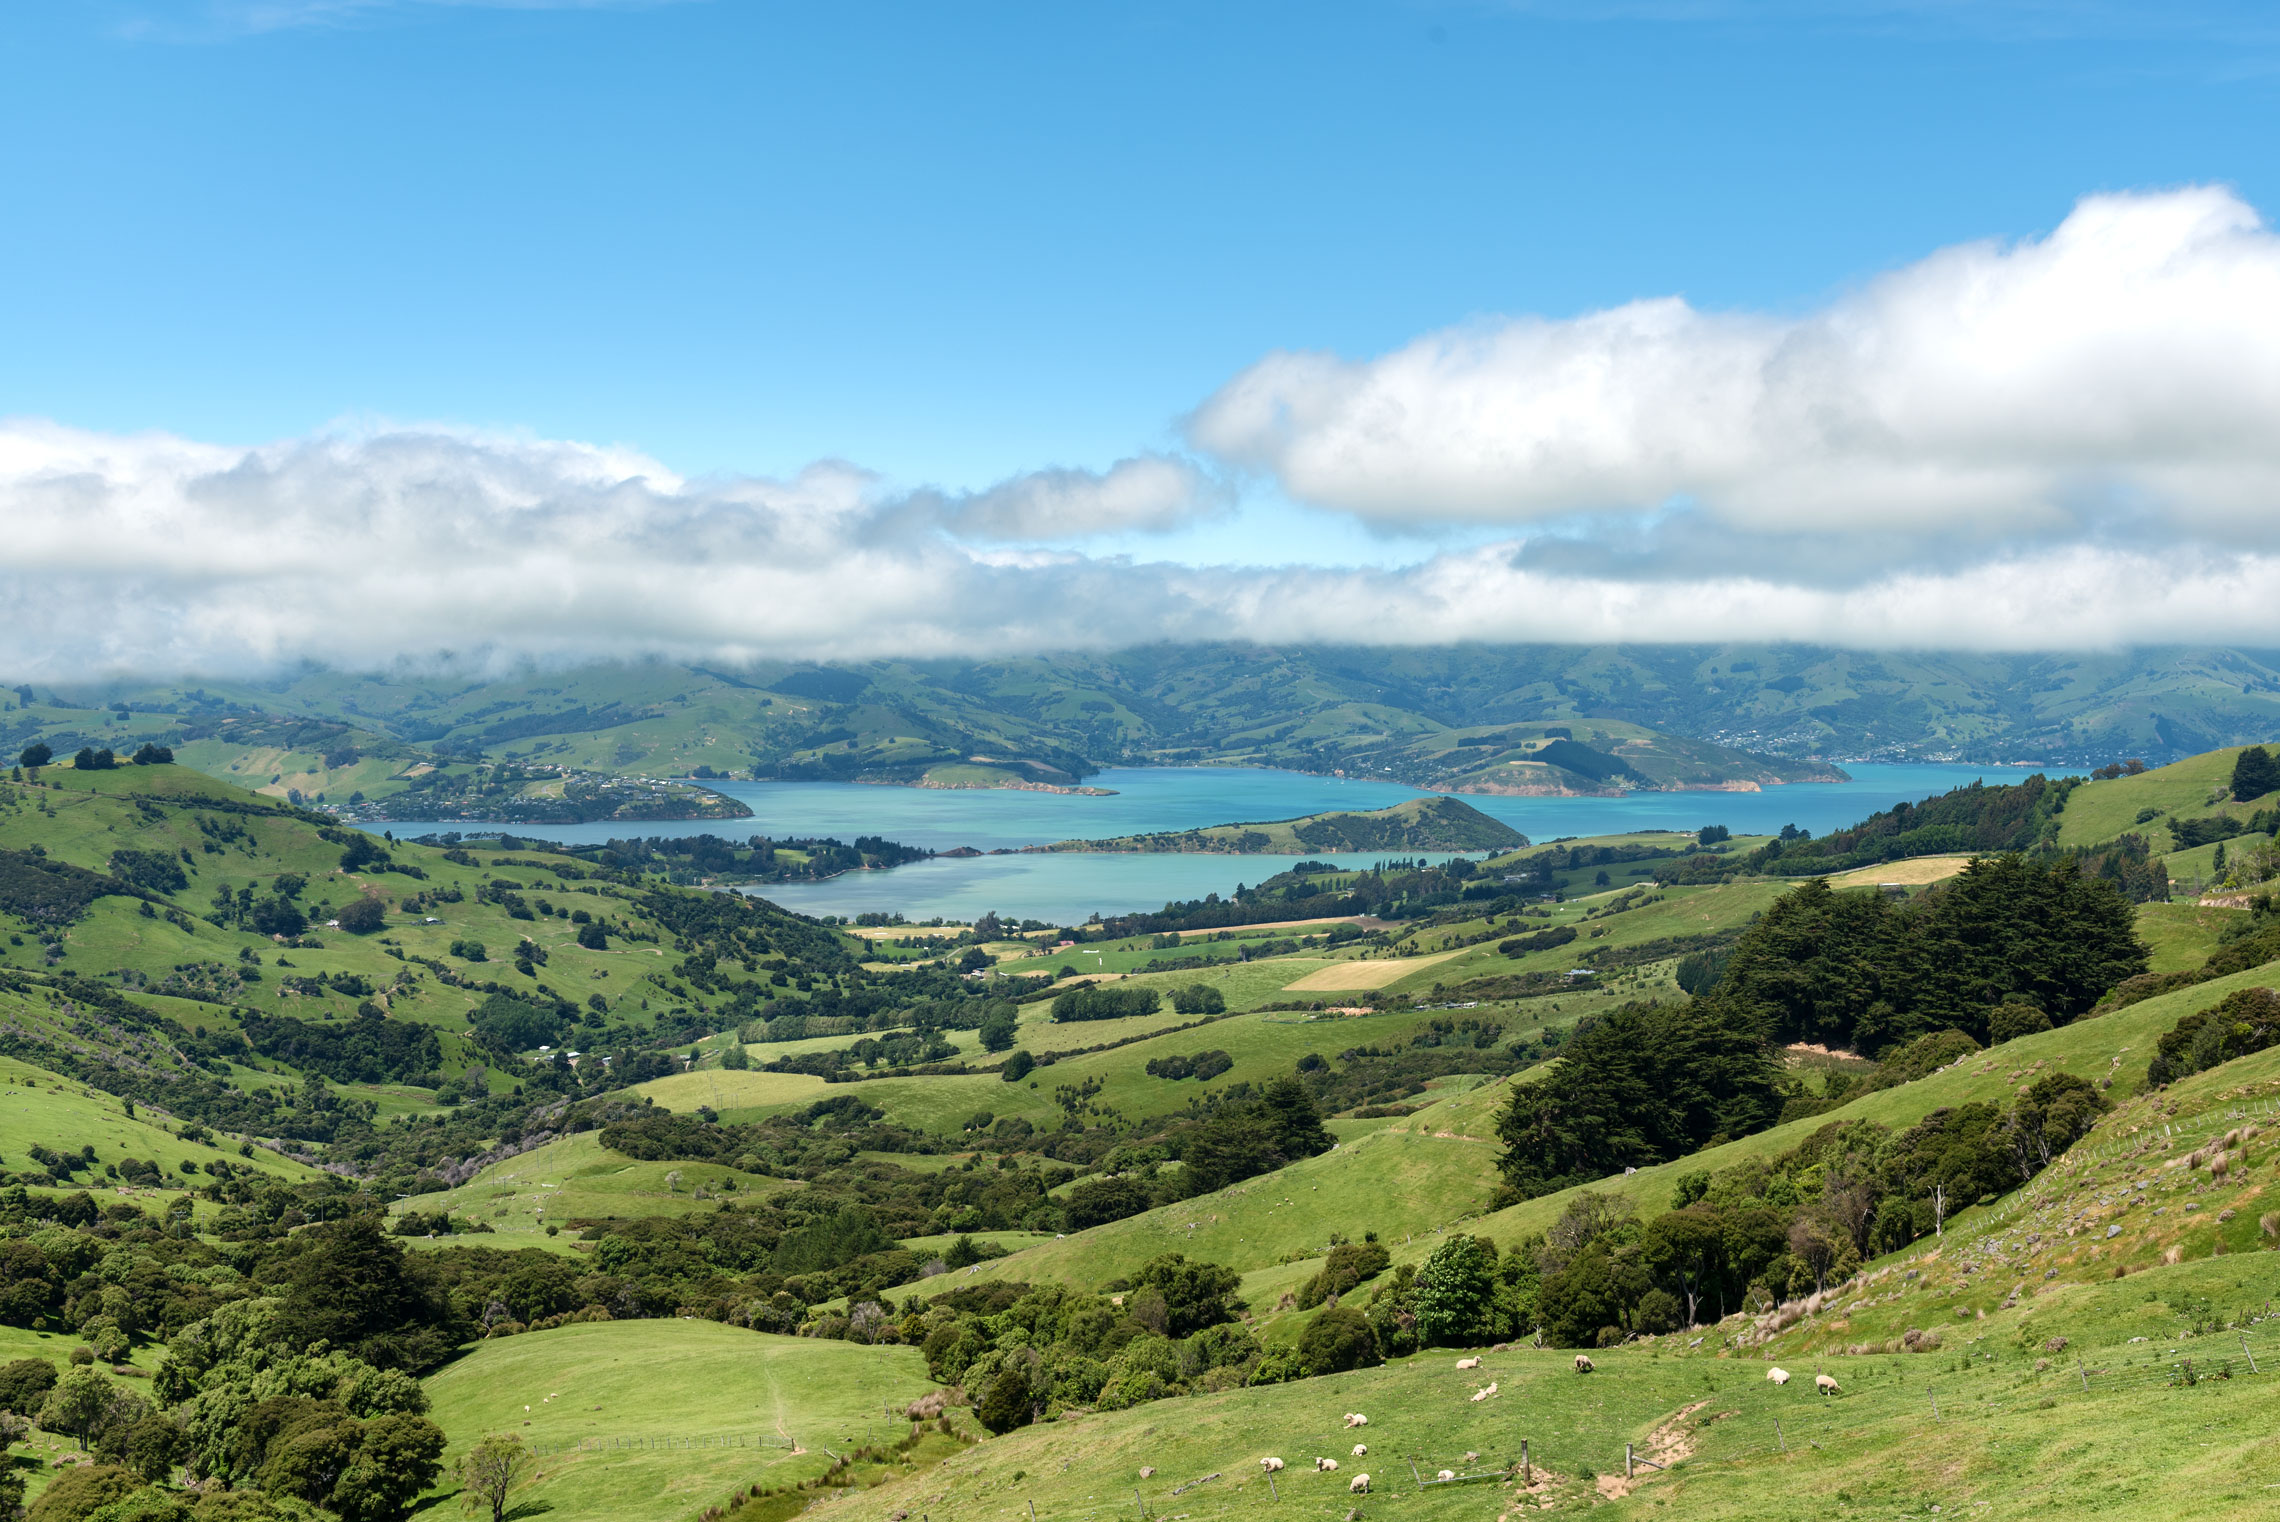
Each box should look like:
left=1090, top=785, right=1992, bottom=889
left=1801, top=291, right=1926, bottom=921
left=377, top=761, right=2024, bottom=924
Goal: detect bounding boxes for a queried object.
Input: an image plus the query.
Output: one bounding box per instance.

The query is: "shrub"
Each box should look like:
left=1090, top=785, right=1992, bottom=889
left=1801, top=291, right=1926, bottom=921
left=1988, top=1001, right=2053, bottom=1045
left=1296, top=1306, right=1382, bottom=1376
left=1051, top=985, right=1160, bottom=1022
left=1170, top=984, right=1225, bottom=1016
left=1000, top=1050, right=1035, bottom=1083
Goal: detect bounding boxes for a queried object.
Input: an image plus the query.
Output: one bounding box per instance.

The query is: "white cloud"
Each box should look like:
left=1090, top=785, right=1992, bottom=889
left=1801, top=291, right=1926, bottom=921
left=910, top=454, right=1228, bottom=542
left=1189, top=186, right=2280, bottom=543
left=8, top=416, right=2280, bottom=676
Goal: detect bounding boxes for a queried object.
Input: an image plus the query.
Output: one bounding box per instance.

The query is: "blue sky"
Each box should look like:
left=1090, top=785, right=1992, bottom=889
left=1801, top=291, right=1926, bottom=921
left=9, top=2, right=2280, bottom=671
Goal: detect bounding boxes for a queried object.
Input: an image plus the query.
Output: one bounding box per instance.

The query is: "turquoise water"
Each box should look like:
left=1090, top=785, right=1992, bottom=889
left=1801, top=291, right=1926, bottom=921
left=382, top=761, right=2026, bottom=924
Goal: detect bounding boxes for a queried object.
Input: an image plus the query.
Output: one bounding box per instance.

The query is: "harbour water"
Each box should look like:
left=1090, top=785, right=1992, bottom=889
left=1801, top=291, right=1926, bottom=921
left=380, top=761, right=2022, bottom=924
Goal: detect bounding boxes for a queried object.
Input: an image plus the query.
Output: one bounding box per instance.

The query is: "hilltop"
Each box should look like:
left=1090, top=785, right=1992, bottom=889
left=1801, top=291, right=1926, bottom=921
left=1041, top=795, right=1529, bottom=854
left=18, top=646, right=2280, bottom=803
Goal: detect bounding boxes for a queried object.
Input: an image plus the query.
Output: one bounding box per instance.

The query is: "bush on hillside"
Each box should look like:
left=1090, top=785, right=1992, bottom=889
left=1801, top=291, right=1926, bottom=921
left=1061, top=1175, right=1152, bottom=1232
left=1988, top=1001, right=2053, bottom=1044
left=1170, top=984, right=1225, bottom=1015
left=1296, top=1305, right=1381, bottom=1375
left=2147, top=986, right=2280, bottom=1087
left=335, top=896, right=387, bottom=934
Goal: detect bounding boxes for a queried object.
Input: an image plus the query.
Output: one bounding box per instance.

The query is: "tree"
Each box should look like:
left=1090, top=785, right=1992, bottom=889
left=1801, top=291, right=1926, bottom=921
left=17, top=743, right=49, bottom=769
left=719, top=1041, right=750, bottom=1070
left=1000, top=1049, right=1034, bottom=1083
left=250, top=897, right=308, bottom=939
left=1497, top=1001, right=1780, bottom=1198
left=38, top=1365, right=117, bottom=1443
left=1128, top=1254, right=1242, bottom=1337
left=1062, top=1175, right=1151, bottom=1231
left=2233, top=745, right=2280, bottom=801
left=334, top=1411, right=447, bottom=1522
left=129, top=744, right=173, bottom=765
left=977, top=1004, right=1018, bottom=1052
left=1412, top=1235, right=1499, bottom=1347
left=456, top=1433, right=533, bottom=1522
left=1296, top=1305, right=1382, bottom=1375
left=575, top=921, right=608, bottom=950
left=336, top=897, right=387, bottom=935
left=1535, top=1241, right=1651, bottom=1348
left=1638, top=1205, right=1726, bottom=1327
left=23, top=1463, right=135, bottom=1522
left=1171, top=984, right=1225, bottom=1015
left=976, top=1366, right=1032, bottom=1434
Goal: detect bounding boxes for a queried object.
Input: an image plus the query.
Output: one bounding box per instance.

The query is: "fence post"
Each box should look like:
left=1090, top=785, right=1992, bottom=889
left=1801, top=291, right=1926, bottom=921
left=1929, top=1386, right=1940, bottom=1422
left=1029, top=1502, right=1037, bottom=1522
left=1134, top=1489, right=1146, bottom=1519
left=2078, top=1359, right=2090, bottom=1392
left=1408, top=1459, right=1422, bottom=1490
left=2243, top=1334, right=2260, bottom=1375
left=1522, top=1440, right=1530, bottom=1485
left=1774, top=1420, right=1784, bottom=1452
left=1267, top=1474, right=1277, bottom=1502
left=1625, top=1444, right=1634, bottom=1480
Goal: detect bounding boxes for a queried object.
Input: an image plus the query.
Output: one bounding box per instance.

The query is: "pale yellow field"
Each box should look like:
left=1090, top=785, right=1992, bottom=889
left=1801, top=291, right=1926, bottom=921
left=635, top=1067, right=828, bottom=1113
left=1824, top=854, right=1975, bottom=888
left=1281, top=949, right=1464, bottom=991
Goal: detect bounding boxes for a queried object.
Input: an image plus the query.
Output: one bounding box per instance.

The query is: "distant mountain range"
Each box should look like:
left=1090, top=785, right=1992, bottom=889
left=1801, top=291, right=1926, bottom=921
left=7, top=643, right=2279, bottom=810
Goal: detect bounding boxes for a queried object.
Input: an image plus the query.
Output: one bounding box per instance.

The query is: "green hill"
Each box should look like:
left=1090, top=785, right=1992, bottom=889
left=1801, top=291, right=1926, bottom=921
left=1044, top=794, right=1528, bottom=853
left=423, top=1320, right=939, bottom=1522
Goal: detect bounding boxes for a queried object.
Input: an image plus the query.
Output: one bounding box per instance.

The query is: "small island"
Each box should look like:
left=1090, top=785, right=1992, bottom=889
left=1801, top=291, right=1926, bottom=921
left=1036, top=794, right=1528, bottom=854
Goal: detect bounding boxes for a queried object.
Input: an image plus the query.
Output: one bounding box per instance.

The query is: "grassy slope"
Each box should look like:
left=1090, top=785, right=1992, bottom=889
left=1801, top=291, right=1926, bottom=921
left=843, top=1297, right=2280, bottom=1522
left=0, top=762, right=860, bottom=1058
left=389, top=1130, right=799, bottom=1254
left=2055, top=745, right=2277, bottom=850
left=423, top=1320, right=937, bottom=1522
left=884, top=956, right=2280, bottom=1316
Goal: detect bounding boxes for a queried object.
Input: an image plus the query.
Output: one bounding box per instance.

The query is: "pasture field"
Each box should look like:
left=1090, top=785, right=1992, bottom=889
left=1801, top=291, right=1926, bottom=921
left=1823, top=853, right=1974, bottom=888
left=424, top=1320, right=937, bottom=1522
left=2055, top=746, right=2273, bottom=851
left=2133, top=901, right=2243, bottom=972
left=388, top=1130, right=799, bottom=1251
left=1281, top=951, right=1464, bottom=991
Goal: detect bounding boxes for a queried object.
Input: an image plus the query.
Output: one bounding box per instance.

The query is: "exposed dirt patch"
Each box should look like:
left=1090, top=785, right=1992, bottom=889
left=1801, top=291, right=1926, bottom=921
left=1641, top=1399, right=1715, bottom=1467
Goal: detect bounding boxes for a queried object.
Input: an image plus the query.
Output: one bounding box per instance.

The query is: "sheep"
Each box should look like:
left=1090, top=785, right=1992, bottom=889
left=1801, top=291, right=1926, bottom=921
left=1260, top=1457, right=1285, bottom=1473
left=1767, top=1367, right=1791, bottom=1386
left=1138, top=1468, right=1155, bottom=1479
left=1343, top=1413, right=1369, bottom=1429
left=1351, top=1444, right=1368, bottom=1458
left=1316, top=1458, right=1340, bottom=1473
left=1454, top=1356, right=1481, bottom=1370
left=1349, top=1475, right=1371, bottom=1495
left=1816, top=1373, right=1840, bottom=1396
left=1462, top=1452, right=1478, bottom=1465
left=1574, top=1354, right=1595, bottom=1373
left=1469, top=1381, right=1498, bottom=1401
left=1437, top=1469, right=1457, bottom=1481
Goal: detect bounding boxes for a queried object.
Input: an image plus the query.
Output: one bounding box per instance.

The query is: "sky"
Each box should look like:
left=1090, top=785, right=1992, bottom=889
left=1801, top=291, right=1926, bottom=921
left=9, top=1, right=2280, bottom=673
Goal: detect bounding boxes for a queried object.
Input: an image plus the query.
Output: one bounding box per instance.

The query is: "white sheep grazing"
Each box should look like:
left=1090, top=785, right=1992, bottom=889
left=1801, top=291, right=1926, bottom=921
left=1454, top=1355, right=1481, bottom=1370
left=1574, top=1354, right=1595, bottom=1373
left=1316, top=1457, right=1339, bottom=1473
left=1437, top=1469, right=1457, bottom=1481
left=1260, top=1457, right=1284, bottom=1473
left=1351, top=1444, right=1368, bottom=1458
left=1349, top=1475, right=1370, bottom=1495
left=1343, top=1413, right=1369, bottom=1429
left=1462, top=1452, right=1478, bottom=1465
left=1767, top=1367, right=1791, bottom=1386
left=1816, top=1373, right=1840, bottom=1396
left=1139, top=1467, right=1155, bottom=1479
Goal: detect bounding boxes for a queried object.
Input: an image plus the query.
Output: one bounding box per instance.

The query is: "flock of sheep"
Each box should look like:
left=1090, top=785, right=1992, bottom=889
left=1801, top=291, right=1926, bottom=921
left=1239, top=1352, right=1844, bottom=1497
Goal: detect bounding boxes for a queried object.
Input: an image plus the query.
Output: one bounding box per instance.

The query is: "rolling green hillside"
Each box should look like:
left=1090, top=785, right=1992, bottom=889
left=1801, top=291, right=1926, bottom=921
left=423, top=1321, right=939, bottom=1522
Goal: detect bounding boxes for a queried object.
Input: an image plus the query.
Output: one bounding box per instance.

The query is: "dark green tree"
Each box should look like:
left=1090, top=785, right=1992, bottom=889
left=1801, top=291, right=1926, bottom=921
left=2232, top=745, right=2280, bottom=801
left=1296, top=1305, right=1382, bottom=1375
left=16, top=743, right=49, bottom=769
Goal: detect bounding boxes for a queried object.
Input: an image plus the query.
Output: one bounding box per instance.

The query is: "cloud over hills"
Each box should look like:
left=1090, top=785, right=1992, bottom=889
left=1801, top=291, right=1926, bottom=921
left=13, top=187, right=2280, bottom=675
